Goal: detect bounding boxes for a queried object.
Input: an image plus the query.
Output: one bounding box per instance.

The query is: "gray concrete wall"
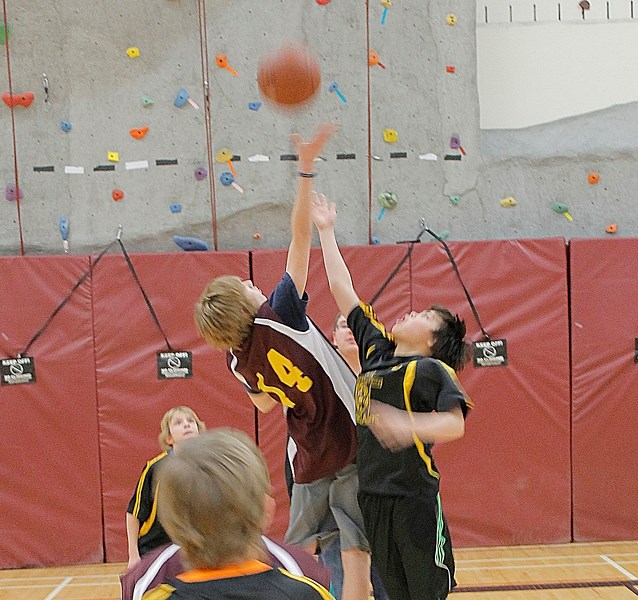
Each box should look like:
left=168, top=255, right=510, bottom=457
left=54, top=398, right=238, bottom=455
left=0, top=1, right=633, bottom=255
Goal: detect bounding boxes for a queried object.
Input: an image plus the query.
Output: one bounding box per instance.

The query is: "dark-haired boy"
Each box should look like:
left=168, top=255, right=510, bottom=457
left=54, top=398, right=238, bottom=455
left=312, top=193, right=473, bottom=600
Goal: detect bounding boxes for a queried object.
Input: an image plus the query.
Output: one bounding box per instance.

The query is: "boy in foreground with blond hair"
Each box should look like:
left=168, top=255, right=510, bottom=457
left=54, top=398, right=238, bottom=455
left=195, top=125, right=371, bottom=600
left=312, top=193, right=472, bottom=600
left=143, top=428, right=333, bottom=600
left=126, top=406, right=205, bottom=570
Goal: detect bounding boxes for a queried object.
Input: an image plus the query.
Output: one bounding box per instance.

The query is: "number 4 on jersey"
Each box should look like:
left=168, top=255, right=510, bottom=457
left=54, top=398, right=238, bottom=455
left=267, top=348, right=313, bottom=392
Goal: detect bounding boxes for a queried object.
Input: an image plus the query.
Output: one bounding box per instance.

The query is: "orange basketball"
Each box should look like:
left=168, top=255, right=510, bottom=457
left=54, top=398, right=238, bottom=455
left=257, top=46, right=321, bottom=108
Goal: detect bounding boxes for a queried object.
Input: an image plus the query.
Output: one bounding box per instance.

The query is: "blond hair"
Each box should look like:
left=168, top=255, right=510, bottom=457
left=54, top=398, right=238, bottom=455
left=157, top=428, right=269, bottom=569
left=158, top=406, right=206, bottom=451
left=194, top=275, right=258, bottom=349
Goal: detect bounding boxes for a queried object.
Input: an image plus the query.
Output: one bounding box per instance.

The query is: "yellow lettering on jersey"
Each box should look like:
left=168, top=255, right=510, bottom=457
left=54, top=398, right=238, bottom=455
left=355, top=372, right=382, bottom=425
left=142, top=583, right=176, bottom=600
left=256, top=373, right=295, bottom=408
left=266, top=348, right=313, bottom=392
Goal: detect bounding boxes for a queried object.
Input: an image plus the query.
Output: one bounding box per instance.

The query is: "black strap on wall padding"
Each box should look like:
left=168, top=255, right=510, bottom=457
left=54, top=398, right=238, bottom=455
left=19, top=239, right=117, bottom=357
left=117, top=238, right=174, bottom=353
left=370, top=220, right=491, bottom=341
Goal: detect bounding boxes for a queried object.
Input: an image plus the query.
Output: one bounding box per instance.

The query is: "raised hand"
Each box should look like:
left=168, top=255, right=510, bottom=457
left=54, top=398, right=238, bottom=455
left=311, top=191, right=336, bottom=232
left=291, top=122, right=338, bottom=171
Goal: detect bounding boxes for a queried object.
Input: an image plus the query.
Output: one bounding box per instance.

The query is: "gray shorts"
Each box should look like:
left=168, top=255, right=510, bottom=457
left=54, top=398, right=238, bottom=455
left=285, top=463, right=370, bottom=553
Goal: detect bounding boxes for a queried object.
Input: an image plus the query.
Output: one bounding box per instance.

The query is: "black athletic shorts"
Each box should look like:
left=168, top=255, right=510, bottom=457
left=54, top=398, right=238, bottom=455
left=358, top=491, right=456, bottom=600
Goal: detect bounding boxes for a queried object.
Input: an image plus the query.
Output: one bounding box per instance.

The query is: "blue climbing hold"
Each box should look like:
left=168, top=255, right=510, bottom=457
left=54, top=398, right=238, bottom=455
left=248, top=102, right=262, bottom=111
left=371, top=236, right=381, bottom=245
left=169, top=203, right=182, bottom=213
left=220, top=172, right=234, bottom=186
left=58, top=216, right=69, bottom=240
left=174, top=88, right=189, bottom=108
left=60, top=120, right=72, bottom=133
left=173, top=235, right=208, bottom=251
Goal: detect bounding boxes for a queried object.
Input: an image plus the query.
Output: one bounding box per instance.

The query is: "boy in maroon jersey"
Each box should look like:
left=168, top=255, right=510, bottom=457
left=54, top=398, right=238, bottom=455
left=195, top=124, right=370, bottom=600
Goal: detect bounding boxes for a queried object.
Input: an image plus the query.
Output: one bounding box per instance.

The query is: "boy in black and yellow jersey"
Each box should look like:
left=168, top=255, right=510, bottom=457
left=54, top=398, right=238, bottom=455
left=312, top=194, right=473, bottom=600
left=126, top=406, right=205, bottom=570
left=142, top=428, right=333, bottom=600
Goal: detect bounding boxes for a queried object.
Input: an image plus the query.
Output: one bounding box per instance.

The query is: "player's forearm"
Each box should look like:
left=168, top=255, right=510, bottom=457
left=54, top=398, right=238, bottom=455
left=410, top=409, right=465, bottom=443
left=125, top=512, right=141, bottom=558
left=247, top=390, right=278, bottom=413
left=286, top=175, right=314, bottom=295
left=318, top=226, right=358, bottom=316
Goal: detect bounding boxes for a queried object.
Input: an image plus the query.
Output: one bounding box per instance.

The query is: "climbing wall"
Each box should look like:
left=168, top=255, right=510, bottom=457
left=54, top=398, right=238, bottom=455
left=0, top=1, right=480, bottom=254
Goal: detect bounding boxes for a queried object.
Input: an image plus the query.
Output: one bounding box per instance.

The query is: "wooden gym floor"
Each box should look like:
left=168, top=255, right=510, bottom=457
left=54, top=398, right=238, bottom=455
left=1, top=540, right=637, bottom=599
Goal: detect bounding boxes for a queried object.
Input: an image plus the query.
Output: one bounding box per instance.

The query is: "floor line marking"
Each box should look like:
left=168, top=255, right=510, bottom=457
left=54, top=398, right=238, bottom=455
left=457, top=551, right=638, bottom=564
left=601, top=554, right=638, bottom=580
left=43, top=577, right=72, bottom=600
left=458, top=559, right=618, bottom=572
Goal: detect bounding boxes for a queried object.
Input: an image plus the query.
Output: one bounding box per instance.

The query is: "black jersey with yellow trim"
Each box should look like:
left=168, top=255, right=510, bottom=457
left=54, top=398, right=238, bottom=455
left=127, top=452, right=172, bottom=555
left=142, top=560, right=333, bottom=599
left=348, top=302, right=471, bottom=497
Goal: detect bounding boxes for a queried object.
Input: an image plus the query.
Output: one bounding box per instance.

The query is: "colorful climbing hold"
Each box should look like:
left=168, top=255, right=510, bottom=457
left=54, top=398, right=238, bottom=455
left=552, top=202, right=573, bottom=220
left=2, top=92, right=34, bottom=108
left=5, top=183, right=23, bottom=201
left=220, top=172, right=234, bottom=186
left=0, top=23, right=11, bottom=45
left=112, top=189, right=124, bottom=201
left=129, top=127, right=149, bottom=140
left=126, top=47, right=140, bottom=58
left=173, top=235, right=209, bottom=251
left=587, top=172, right=600, bottom=185
left=174, top=89, right=189, bottom=108
left=194, top=167, right=208, bottom=181
left=383, top=129, right=398, bottom=143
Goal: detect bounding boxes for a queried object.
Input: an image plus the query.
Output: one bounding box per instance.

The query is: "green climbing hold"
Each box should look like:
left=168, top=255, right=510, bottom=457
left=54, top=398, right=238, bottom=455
left=0, top=23, right=12, bottom=45
left=142, top=96, right=154, bottom=107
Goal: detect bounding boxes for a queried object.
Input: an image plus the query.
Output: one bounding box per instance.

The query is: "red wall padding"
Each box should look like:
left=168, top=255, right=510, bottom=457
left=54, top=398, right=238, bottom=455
left=92, top=252, right=255, bottom=561
left=571, top=239, right=638, bottom=541
left=252, top=245, right=412, bottom=539
left=410, top=239, right=572, bottom=547
left=2, top=238, right=637, bottom=569
left=0, top=256, right=103, bottom=568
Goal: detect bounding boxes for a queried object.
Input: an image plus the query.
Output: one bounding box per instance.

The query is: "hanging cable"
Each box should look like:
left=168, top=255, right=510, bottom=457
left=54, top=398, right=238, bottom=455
left=116, top=236, right=174, bottom=353
left=420, top=220, right=491, bottom=340
left=370, top=219, right=490, bottom=340
left=19, top=238, right=118, bottom=357
left=2, top=1, right=25, bottom=255
left=197, top=0, right=218, bottom=250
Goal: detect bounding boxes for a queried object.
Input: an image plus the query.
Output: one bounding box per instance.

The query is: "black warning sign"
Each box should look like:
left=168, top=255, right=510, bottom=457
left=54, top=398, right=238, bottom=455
left=1, top=356, right=36, bottom=385
left=157, top=351, right=192, bottom=380
left=473, top=339, right=508, bottom=368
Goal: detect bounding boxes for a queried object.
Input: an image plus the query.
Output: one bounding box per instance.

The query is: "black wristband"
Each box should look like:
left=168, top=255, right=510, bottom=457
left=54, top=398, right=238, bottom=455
left=298, top=171, right=316, bottom=178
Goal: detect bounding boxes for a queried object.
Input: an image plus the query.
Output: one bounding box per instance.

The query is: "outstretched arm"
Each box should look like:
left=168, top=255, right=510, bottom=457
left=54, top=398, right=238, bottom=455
left=287, top=123, right=338, bottom=298
left=312, top=193, right=360, bottom=318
